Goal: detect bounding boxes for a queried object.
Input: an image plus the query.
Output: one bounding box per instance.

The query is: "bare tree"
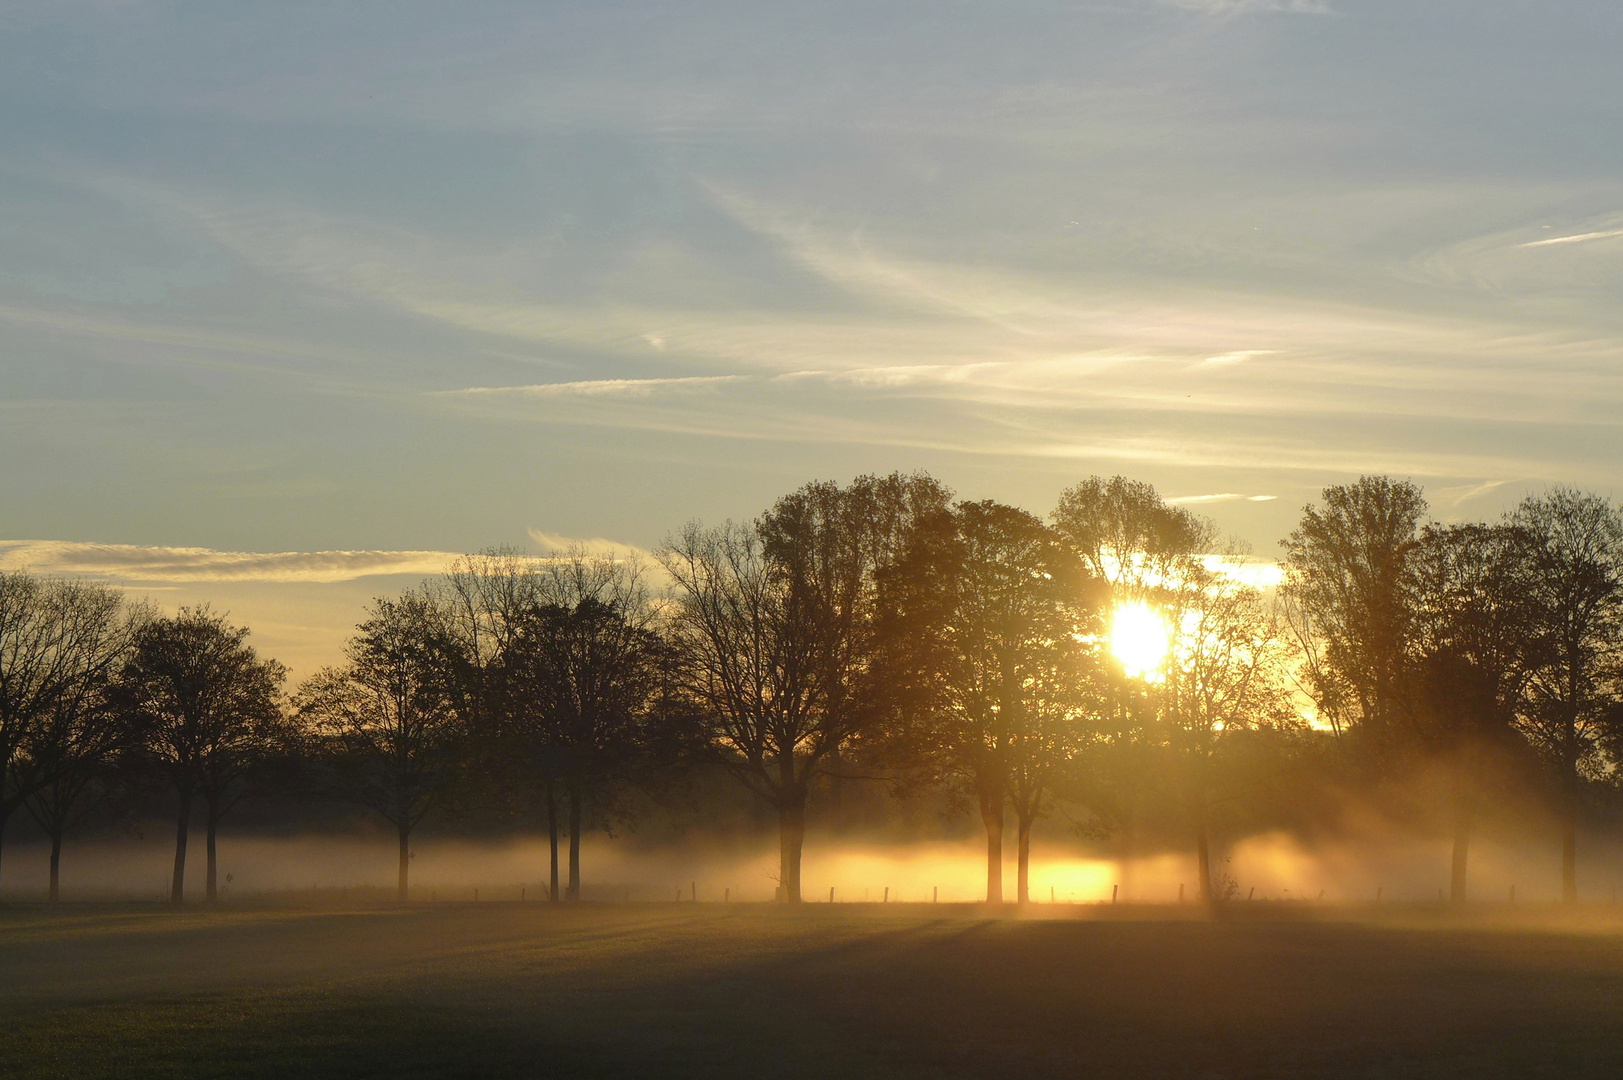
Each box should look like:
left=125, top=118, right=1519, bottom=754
left=430, top=551, right=568, bottom=896
left=0, top=573, right=134, bottom=892
left=297, top=592, right=463, bottom=901
left=1509, top=489, right=1623, bottom=902
left=499, top=548, right=663, bottom=901
left=117, top=606, right=286, bottom=905
left=659, top=520, right=821, bottom=903
left=24, top=625, right=140, bottom=902
left=659, top=473, right=948, bottom=903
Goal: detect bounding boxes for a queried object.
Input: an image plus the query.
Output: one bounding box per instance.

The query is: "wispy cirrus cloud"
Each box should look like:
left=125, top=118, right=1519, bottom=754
left=1520, top=229, right=1623, bottom=248
left=0, top=540, right=459, bottom=584
left=1160, top=0, right=1331, bottom=14
left=1167, top=493, right=1278, bottom=504
left=446, top=376, right=742, bottom=398
left=90, top=172, right=1623, bottom=498
left=1199, top=350, right=1275, bottom=368
left=527, top=530, right=650, bottom=561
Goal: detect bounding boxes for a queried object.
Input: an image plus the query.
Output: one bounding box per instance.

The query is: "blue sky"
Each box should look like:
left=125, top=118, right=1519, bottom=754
left=2, top=0, right=1621, bottom=671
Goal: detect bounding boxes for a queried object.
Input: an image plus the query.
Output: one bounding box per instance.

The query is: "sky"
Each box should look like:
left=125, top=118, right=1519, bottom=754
left=2, top=0, right=1621, bottom=676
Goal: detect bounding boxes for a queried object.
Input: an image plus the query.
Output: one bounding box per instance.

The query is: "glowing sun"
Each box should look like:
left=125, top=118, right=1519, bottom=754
left=1110, top=601, right=1171, bottom=680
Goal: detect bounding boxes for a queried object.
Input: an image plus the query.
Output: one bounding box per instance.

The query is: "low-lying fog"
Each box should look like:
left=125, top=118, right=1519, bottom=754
left=7, top=830, right=1623, bottom=906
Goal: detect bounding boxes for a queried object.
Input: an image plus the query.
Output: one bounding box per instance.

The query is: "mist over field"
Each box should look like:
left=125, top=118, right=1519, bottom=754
left=9, top=823, right=1621, bottom=907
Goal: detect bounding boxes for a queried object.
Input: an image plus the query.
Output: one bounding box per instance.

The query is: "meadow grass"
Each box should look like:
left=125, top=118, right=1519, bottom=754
left=4, top=900, right=1623, bottom=1078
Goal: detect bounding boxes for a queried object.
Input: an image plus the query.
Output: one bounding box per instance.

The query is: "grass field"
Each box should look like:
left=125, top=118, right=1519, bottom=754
left=5, top=901, right=1623, bottom=1079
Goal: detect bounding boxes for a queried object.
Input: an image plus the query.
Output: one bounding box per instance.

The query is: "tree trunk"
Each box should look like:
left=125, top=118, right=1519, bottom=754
left=0, top=803, right=11, bottom=893
left=1194, top=801, right=1213, bottom=906
left=1450, top=749, right=1475, bottom=905
left=778, top=792, right=805, bottom=903
left=1117, top=778, right=1139, bottom=901
left=1561, top=683, right=1580, bottom=904
left=567, top=779, right=582, bottom=902
left=171, top=789, right=192, bottom=905
left=205, top=808, right=219, bottom=903
left=980, top=785, right=1004, bottom=904
left=1015, top=811, right=1033, bottom=905
left=397, top=825, right=410, bottom=903
left=49, top=830, right=62, bottom=903
left=547, top=777, right=560, bottom=903
left=1561, top=776, right=1578, bottom=903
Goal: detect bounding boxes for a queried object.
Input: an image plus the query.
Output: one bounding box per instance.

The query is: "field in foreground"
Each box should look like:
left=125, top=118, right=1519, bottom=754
left=5, top=902, right=1623, bottom=1079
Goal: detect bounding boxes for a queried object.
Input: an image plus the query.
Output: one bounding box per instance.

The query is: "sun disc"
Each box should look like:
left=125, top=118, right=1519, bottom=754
left=1110, top=602, right=1170, bottom=680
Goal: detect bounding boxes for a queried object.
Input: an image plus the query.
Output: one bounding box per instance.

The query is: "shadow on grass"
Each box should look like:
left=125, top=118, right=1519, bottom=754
left=0, top=907, right=907, bottom=1080
left=8, top=906, right=1623, bottom=1080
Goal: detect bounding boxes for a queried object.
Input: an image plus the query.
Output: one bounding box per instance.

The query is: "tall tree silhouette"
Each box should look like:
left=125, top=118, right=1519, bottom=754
left=660, top=472, right=948, bottom=903
left=297, top=592, right=463, bottom=902
left=1158, top=564, right=1297, bottom=904
left=1407, top=523, right=1539, bottom=903
left=1049, top=476, right=1216, bottom=890
left=0, top=574, right=133, bottom=893
left=431, top=551, right=563, bottom=895
left=1281, top=476, right=1428, bottom=753
left=117, top=607, right=285, bottom=904
left=24, top=605, right=140, bottom=902
left=1509, top=489, right=1623, bottom=902
left=881, top=500, right=1093, bottom=904
left=498, top=549, right=662, bottom=901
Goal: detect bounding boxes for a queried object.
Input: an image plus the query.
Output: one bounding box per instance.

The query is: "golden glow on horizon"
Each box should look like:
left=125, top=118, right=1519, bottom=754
left=1110, top=601, right=1171, bottom=681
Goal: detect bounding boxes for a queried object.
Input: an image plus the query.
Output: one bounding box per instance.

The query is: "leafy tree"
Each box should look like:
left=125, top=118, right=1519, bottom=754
left=1049, top=476, right=1216, bottom=880
left=297, top=592, right=463, bottom=901
left=0, top=573, right=134, bottom=892
left=880, top=500, right=1094, bottom=903
left=1127, top=557, right=1298, bottom=904
left=1509, top=488, right=1623, bottom=901
left=1052, top=475, right=1216, bottom=595
left=117, top=606, right=286, bottom=904
left=1281, top=476, right=1428, bottom=751
left=659, top=473, right=948, bottom=903
left=1407, top=523, right=1540, bottom=903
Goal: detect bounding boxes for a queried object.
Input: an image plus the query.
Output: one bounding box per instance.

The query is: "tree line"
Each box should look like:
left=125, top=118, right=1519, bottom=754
left=2, top=473, right=1621, bottom=907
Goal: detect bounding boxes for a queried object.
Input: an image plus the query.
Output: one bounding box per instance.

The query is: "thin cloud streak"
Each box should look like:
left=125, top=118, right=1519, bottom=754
left=527, top=530, right=651, bottom=561
left=1520, top=229, right=1623, bottom=248
left=446, top=376, right=742, bottom=398
left=0, top=540, right=460, bottom=584
left=153, top=182, right=1623, bottom=442
left=1162, top=0, right=1330, bottom=13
